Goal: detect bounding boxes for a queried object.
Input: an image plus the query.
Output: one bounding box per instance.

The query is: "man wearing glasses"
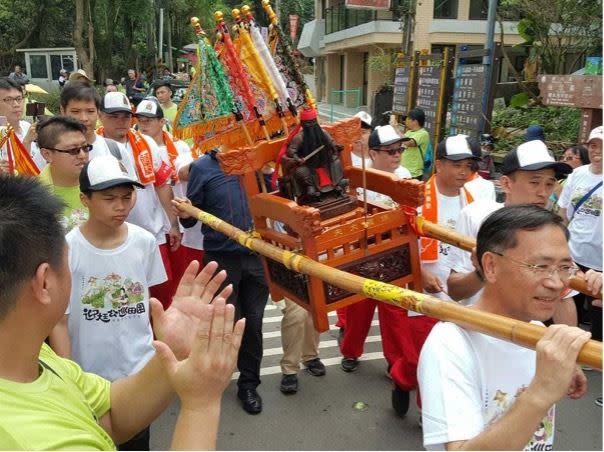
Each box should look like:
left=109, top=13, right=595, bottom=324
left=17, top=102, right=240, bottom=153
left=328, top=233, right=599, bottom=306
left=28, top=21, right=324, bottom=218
left=37, top=116, right=92, bottom=232
left=0, top=78, right=37, bottom=173
left=417, top=204, right=590, bottom=450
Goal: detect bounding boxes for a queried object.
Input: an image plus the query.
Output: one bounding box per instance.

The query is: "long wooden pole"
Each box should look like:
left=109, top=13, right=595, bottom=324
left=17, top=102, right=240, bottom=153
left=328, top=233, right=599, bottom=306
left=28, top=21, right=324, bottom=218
left=417, top=217, right=603, bottom=299
left=174, top=201, right=602, bottom=370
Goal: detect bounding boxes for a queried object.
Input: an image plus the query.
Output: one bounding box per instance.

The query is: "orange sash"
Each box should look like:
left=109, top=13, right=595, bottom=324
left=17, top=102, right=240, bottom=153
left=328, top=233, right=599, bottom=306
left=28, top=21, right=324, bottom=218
left=97, top=127, right=156, bottom=185
left=163, top=131, right=180, bottom=183
left=1, top=127, right=39, bottom=176
left=420, top=175, right=474, bottom=262
left=127, top=130, right=156, bottom=185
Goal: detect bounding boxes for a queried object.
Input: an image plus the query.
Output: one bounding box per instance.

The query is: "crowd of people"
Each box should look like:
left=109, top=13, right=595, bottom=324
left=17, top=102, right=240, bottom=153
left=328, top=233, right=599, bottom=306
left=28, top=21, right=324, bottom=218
left=1, top=69, right=602, bottom=451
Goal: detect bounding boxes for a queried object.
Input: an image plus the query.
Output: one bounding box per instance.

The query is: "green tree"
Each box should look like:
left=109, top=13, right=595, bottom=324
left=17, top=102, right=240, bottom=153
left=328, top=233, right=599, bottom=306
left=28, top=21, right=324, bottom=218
left=499, top=0, right=602, bottom=74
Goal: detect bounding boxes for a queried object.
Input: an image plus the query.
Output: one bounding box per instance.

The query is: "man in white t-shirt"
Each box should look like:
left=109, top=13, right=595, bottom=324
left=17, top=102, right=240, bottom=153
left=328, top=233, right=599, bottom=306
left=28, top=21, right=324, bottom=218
left=447, top=141, right=573, bottom=310
left=0, top=78, right=36, bottom=173
left=559, top=126, right=603, bottom=341
left=390, top=134, right=479, bottom=416
left=98, top=91, right=181, bottom=308
left=136, top=97, right=204, bottom=286
left=67, top=155, right=167, bottom=449
left=418, top=204, right=590, bottom=450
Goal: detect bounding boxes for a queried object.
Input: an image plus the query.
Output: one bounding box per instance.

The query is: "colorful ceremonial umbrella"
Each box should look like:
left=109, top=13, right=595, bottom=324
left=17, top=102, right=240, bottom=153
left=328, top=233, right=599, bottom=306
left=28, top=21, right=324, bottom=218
left=262, top=0, right=316, bottom=110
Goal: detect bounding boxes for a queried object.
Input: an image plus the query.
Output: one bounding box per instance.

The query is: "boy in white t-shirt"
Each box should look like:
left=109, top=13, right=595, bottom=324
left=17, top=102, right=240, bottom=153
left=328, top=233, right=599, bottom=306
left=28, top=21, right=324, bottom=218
left=66, top=155, right=167, bottom=450
left=98, top=91, right=181, bottom=309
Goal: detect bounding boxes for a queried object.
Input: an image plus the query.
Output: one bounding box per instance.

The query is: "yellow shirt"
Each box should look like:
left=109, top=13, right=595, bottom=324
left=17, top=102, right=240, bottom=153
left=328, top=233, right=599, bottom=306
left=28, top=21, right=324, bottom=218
left=38, top=165, right=88, bottom=232
left=0, top=344, right=115, bottom=450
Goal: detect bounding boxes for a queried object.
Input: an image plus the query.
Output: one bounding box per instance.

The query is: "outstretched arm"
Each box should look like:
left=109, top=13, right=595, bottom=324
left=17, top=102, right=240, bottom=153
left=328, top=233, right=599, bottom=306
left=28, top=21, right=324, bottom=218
left=99, top=261, right=234, bottom=446
left=156, top=298, right=244, bottom=450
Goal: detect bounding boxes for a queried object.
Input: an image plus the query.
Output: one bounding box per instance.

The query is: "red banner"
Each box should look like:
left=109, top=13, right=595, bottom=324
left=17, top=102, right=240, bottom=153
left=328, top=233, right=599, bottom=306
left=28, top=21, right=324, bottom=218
left=345, top=0, right=391, bottom=9
left=289, top=15, right=299, bottom=42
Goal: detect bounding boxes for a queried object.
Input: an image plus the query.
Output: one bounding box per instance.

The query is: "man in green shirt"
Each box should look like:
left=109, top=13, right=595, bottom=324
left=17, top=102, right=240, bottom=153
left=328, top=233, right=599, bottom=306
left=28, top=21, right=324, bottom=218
left=0, top=175, right=244, bottom=450
left=155, top=81, right=178, bottom=130
left=401, top=108, right=430, bottom=180
left=36, top=116, right=91, bottom=232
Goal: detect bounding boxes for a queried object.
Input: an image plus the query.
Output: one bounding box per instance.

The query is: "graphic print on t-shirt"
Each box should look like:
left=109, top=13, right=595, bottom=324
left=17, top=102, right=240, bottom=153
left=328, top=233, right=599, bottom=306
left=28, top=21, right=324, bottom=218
left=571, top=189, right=602, bottom=218
left=80, top=272, right=146, bottom=322
left=485, top=385, right=555, bottom=451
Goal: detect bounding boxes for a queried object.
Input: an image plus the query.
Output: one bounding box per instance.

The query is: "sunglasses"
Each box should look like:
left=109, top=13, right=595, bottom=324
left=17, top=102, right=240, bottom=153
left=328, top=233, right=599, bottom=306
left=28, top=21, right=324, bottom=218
left=376, top=147, right=403, bottom=156
left=45, top=144, right=93, bottom=156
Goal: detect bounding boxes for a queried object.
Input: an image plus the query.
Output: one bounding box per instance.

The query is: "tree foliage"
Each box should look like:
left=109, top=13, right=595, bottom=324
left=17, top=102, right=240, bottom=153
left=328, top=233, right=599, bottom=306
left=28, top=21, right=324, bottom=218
left=1, top=0, right=302, bottom=81
left=499, top=0, right=603, bottom=74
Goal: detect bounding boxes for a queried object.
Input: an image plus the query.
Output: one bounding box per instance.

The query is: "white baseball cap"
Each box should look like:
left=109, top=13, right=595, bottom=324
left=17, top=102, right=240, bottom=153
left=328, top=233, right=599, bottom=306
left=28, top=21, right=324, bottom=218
left=80, top=155, right=143, bottom=192
left=135, top=98, right=164, bottom=119
left=354, top=111, right=372, bottom=128
left=588, top=126, right=603, bottom=143
left=436, top=135, right=481, bottom=161
left=502, top=140, right=572, bottom=175
left=368, top=125, right=404, bottom=148
left=101, top=91, right=132, bottom=114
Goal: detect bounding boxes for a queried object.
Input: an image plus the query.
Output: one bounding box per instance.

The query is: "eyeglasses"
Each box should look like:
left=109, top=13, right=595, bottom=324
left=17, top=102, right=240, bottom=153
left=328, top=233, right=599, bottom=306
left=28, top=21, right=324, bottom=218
left=375, top=147, right=403, bottom=156
left=2, top=96, right=23, bottom=104
left=560, top=155, right=579, bottom=162
left=491, top=251, right=578, bottom=282
left=45, top=144, right=93, bottom=156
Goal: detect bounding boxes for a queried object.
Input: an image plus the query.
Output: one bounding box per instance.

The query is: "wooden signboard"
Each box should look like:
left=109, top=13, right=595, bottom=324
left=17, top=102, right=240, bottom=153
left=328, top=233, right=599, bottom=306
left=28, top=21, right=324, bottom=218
left=449, top=45, right=501, bottom=140
left=539, top=75, right=603, bottom=142
left=392, top=53, right=416, bottom=115
left=415, top=65, right=442, bottom=140
left=539, top=75, right=603, bottom=109
left=449, top=64, right=486, bottom=139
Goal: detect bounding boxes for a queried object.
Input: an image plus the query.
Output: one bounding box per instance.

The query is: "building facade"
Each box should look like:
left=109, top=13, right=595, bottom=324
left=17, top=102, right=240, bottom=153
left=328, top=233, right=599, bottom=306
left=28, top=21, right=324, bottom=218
left=298, top=0, right=524, bottom=114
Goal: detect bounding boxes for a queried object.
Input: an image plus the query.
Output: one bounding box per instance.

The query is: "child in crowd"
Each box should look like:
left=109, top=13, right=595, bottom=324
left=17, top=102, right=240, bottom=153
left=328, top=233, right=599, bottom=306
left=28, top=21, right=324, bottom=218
left=65, top=155, right=167, bottom=450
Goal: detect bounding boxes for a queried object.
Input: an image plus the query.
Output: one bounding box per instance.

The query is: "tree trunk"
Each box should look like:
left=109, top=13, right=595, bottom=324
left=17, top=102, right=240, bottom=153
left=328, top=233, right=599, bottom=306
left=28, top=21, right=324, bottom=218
left=74, top=0, right=93, bottom=77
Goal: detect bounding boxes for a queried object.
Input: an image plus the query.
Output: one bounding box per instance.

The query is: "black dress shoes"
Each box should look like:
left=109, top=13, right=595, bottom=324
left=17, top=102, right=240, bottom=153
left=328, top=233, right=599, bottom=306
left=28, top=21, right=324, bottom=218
left=238, top=389, right=263, bottom=414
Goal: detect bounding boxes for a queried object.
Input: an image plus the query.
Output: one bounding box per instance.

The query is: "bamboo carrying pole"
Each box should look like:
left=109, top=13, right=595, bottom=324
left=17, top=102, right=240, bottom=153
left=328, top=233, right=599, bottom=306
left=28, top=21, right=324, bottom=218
left=417, top=217, right=604, bottom=300
left=175, top=201, right=603, bottom=370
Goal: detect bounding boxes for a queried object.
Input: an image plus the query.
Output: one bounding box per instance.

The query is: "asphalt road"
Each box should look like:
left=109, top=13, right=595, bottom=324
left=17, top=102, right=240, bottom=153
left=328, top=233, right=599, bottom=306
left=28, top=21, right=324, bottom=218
left=151, top=303, right=603, bottom=450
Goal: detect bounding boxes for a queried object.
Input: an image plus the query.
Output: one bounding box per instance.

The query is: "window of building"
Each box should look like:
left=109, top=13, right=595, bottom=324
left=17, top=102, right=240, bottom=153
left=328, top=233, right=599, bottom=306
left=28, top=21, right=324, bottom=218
left=28, top=55, right=48, bottom=79
left=433, top=0, right=458, bottom=19
left=469, top=0, right=488, bottom=20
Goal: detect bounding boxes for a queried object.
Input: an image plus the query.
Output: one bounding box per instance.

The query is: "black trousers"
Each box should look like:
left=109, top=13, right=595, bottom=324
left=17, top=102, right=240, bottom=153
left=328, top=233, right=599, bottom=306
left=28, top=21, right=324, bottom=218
left=574, top=263, right=602, bottom=341
left=118, top=426, right=150, bottom=451
left=204, top=251, right=269, bottom=391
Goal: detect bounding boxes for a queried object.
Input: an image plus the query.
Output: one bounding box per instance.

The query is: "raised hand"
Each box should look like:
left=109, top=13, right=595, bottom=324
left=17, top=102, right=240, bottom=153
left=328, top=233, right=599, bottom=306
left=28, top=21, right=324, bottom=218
left=153, top=297, right=245, bottom=408
left=150, top=260, right=233, bottom=360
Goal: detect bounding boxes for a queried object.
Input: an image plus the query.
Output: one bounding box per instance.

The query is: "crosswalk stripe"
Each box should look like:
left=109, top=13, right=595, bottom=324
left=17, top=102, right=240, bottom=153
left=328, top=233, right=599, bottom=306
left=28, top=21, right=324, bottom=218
left=261, top=335, right=383, bottom=357
left=262, top=309, right=336, bottom=324
left=262, top=319, right=379, bottom=339
left=231, top=351, right=386, bottom=379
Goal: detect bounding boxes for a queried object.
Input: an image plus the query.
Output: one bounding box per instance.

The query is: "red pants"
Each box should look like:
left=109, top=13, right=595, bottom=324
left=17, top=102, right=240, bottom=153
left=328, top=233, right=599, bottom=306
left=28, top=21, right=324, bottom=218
left=339, top=298, right=409, bottom=367
left=390, top=315, right=438, bottom=407
left=149, top=242, right=175, bottom=310
left=170, top=245, right=204, bottom=289
left=335, top=307, right=347, bottom=329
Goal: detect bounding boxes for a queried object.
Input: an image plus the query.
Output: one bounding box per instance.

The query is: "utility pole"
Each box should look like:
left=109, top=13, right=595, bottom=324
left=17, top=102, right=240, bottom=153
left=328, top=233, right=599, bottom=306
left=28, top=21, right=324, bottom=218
left=158, top=8, right=164, bottom=62
left=480, top=0, right=497, bottom=132
left=167, top=12, right=173, bottom=71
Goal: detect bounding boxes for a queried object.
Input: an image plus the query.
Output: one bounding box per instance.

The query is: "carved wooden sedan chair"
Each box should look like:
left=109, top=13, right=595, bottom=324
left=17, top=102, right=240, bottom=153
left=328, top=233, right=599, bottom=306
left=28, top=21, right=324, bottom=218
left=217, top=116, right=425, bottom=332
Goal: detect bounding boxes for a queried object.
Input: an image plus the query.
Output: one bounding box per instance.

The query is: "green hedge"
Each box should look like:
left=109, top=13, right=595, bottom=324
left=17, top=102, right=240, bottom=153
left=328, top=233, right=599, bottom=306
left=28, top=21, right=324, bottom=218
left=491, top=105, right=582, bottom=156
